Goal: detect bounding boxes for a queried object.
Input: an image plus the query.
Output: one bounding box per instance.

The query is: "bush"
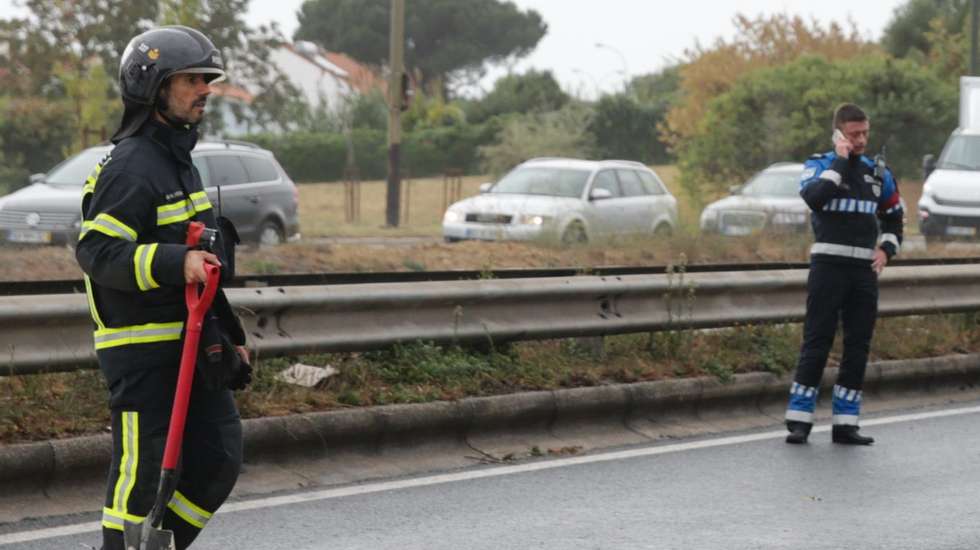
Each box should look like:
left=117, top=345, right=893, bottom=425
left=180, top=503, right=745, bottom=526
left=478, top=104, right=597, bottom=177
left=590, top=93, right=671, bottom=164
left=244, top=122, right=499, bottom=182
left=678, top=54, right=956, bottom=199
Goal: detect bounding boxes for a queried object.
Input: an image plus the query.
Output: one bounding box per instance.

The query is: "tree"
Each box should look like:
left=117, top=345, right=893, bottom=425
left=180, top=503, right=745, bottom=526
left=663, top=14, right=878, bottom=153
left=465, top=70, right=568, bottom=124
left=881, top=0, right=967, bottom=59
left=676, top=55, right=956, bottom=201
left=294, top=0, right=547, bottom=96
left=589, top=94, right=669, bottom=164
left=478, top=104, right=596, bottom=177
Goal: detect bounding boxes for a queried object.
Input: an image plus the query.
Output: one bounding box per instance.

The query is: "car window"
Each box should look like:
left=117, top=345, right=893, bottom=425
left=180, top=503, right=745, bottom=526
left=616, top=169, right=646, bottom=196
left=592, top=170, right=622, bottom=197
left=637, top=170, right=666, bottom=195
left=241, top=155, right=279, bottom=183
left=206, top=154, right=249, bottom=187
left=742, top=169, right=801, bottom=197
left=192, top=156, right=211, bottom=187
left=490, top=167, right=590, bottom=198
left=45, top=148, right=112, bottom=186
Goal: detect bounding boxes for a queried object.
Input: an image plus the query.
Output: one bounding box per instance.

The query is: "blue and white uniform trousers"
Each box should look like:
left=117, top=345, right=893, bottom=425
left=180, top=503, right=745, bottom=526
left=785, top=382, right=863, bottom=426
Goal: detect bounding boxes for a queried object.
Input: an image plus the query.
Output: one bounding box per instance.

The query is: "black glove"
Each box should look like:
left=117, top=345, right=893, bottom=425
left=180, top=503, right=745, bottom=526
left=197, top=313, right=252, bottom=391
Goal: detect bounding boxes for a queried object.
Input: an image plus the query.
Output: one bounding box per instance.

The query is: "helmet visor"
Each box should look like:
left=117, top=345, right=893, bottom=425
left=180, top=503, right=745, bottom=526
left=172, top=67, right=227, bottom=84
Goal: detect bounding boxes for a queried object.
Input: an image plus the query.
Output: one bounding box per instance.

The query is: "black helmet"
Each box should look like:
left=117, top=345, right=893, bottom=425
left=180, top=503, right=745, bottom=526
left=112, top=26, right=226, bottom=142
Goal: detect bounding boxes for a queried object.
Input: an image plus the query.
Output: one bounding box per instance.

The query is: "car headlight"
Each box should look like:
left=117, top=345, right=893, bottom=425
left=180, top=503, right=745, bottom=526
left=517, top=214, right=551, bottom=226
left=443, top=210, right=463, bottom=224
left=771, top=212, right=808, bottom=225
left=700, top=208, right=719, bottom=228
left=920, top=186, right=934, bottom=201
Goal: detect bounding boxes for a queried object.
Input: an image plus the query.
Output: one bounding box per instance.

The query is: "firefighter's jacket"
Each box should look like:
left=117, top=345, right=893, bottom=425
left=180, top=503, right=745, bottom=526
left=76, top=119, right=239, bottom=388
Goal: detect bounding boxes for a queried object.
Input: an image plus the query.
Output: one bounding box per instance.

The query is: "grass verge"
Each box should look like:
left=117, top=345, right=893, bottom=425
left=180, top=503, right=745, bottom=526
left=3, top=313, right=980, bottom=445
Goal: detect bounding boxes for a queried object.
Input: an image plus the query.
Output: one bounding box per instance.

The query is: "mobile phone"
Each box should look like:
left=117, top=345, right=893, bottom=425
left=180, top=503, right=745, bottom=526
left=832, top=128, right=846, bottom=145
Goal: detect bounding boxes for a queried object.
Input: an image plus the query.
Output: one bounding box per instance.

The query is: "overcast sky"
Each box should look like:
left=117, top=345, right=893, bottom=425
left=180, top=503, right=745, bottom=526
left=1, top=0, right=910, bottom=98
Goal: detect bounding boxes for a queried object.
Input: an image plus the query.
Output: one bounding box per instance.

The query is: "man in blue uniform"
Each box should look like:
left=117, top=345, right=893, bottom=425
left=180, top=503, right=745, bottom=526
left=76, top=26, right=250, bottom=549
left=784, top=103, right=904, bottom=445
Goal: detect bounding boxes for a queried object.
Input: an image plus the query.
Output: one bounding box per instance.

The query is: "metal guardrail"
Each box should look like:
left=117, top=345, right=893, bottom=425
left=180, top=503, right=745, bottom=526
left=3, top=264, right=980, bottom=376
left=4, top=257, right=980, bottom=296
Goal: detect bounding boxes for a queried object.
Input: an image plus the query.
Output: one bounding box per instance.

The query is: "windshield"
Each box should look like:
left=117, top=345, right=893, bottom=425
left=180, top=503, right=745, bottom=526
left=45, top=148, right=112, bottom=186
left=937, top=135, right=980, bottom=171
left=740, top=169, right=801, bottom=198
left=491, top=167, right=590, bottom=198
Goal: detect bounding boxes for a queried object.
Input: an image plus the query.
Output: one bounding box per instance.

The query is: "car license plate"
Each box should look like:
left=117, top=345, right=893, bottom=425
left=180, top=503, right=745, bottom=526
left=465, top=227, right=499, bottom=240
left=946, top=225, right=977, bottom=237
left=8, top=229, right=52, bottom=243
left=721, top=225, right=754, bottom=236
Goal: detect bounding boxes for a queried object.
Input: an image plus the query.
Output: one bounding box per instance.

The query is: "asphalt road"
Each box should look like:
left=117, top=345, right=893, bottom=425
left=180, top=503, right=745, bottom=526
left=5, top=402, right=980, bottom=550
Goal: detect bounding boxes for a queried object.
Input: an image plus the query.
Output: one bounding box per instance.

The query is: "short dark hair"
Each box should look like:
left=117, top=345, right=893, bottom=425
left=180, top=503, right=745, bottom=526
left=833, top=103, right=868, bottom=129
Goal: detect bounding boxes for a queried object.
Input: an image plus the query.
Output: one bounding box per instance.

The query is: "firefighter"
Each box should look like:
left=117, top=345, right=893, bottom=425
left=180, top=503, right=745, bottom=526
left=75, top=26, right=251, bottom=549
left=784, top=103, right=904, bottom=445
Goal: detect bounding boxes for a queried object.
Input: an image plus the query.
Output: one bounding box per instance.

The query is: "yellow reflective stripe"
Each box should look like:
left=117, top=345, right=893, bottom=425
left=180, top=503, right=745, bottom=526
left=111, top=412, right=139, bottom=514
left=83, top=275, right=105, bottom=331
left=87, top=213, right=137, bottom=241
left=102, top=506, right=145, bottom=532
left=167, top=490, right=213, bottom=529
left=134, top=244, right=160, bottom=291
left=84, top=153, right=111, bottom=196
left=189, top=191, right=212, bottom=213
left=94, top=322, right=183, bottom=350
left=157, top=199, right=195, bottom=226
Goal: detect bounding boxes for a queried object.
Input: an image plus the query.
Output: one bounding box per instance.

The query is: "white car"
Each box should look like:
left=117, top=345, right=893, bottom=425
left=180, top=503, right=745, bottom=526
left=699, top=162, right=809, bottom=236
left=442, top=158, right=678, bottom=245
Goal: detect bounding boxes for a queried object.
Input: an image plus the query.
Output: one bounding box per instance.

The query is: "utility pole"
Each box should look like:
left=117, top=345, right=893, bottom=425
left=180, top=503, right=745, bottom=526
left=972, top=0, right=979, bottom=75
left=385, top=0, right=405, bottom=227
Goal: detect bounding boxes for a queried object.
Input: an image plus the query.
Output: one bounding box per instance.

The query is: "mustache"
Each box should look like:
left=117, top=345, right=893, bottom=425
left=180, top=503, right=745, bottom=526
left=193, top=95, right=208, bottom=108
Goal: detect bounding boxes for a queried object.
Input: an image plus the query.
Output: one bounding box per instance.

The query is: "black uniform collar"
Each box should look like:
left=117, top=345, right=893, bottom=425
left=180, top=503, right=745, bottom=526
left=139, top=118, right=199, bottom=164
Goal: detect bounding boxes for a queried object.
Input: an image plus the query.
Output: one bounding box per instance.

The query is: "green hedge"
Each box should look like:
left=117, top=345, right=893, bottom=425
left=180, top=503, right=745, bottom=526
left=244, top=122, right=499, bottom=183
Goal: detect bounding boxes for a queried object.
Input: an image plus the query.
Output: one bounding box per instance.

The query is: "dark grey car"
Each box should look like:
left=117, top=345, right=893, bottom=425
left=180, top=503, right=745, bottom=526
left=0, top=140, right=300, bottom=246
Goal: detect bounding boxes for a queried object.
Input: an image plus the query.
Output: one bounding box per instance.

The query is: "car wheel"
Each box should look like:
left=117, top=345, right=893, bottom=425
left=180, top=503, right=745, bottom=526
left=561, top=222, right=588, bottom=246
left=653, top=223, right=673, bottom=237
left=257, top=219, right=285, bottom=246
left=444, top=236, right=461, bottom=243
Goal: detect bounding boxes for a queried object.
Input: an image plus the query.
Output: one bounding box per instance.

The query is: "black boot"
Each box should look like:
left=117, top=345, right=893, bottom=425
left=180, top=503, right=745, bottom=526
left=832, top=425, right=874, bottom=445
left=785, top=420, right=812, bottom=444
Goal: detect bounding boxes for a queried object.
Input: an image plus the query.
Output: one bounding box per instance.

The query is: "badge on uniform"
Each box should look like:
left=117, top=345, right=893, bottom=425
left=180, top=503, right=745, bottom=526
left=863, top=174, right=881, bottom=197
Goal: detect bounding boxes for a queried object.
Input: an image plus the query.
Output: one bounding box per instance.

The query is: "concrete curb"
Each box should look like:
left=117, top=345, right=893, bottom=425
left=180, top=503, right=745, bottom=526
left=2, top=353, right=978, bottom=491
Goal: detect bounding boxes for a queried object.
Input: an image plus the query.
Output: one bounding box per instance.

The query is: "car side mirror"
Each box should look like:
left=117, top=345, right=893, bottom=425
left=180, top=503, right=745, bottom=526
left=589, top=188, right=613, bottom=201
left=729, top=185, right=742, bottom=195
left=29, top=173, right=45, bottom=184
left=923, top=154, right=936, bottom=181
left=479, top=182, right=493, bottom=194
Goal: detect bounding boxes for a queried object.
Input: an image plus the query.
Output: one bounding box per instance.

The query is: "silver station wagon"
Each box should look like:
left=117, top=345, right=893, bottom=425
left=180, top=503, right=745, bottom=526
left=0, top=140, right=300, bottom=246
left=699, top=162, right=809, bottom=236
left=442, top=158, right=678, bottom=245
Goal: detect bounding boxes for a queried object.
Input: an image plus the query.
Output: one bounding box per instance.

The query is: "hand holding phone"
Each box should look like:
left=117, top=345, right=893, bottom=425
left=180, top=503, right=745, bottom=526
left=832, top=128, right=852, bottom=158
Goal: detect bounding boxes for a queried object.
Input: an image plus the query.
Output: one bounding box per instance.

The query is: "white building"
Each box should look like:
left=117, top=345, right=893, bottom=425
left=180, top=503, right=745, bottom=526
left=211, top=41, right=373, bottom=136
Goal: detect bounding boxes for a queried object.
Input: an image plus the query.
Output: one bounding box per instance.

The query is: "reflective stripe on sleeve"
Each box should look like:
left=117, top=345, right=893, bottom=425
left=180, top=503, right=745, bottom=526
left=189, top=191, right=213, bottom=213
left=167, top=490, right=213, bottom=529
left=157, top=199, right=196, bottom=226
left=93, top=322, right=183, bottom=350
left=133, top=244, right=161, bottom=291
left=81, top=213, right=137, bottom=241
left=820, top=169, right=842, bottom=185
left=879, top=233, right=900, bottom=253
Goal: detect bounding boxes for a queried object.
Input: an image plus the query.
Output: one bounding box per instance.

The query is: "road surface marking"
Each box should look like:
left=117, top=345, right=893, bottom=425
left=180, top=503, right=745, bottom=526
left=4, top=403, right=980, bottom=546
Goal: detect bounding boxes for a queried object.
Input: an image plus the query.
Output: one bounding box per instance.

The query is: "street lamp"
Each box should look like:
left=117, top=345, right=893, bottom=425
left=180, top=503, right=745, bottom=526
left=595, top=42, right=630, bottom=95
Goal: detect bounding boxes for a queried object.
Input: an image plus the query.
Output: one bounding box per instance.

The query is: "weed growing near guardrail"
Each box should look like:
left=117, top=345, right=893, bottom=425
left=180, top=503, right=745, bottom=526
left=2, top=313, right=980, bottom=444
